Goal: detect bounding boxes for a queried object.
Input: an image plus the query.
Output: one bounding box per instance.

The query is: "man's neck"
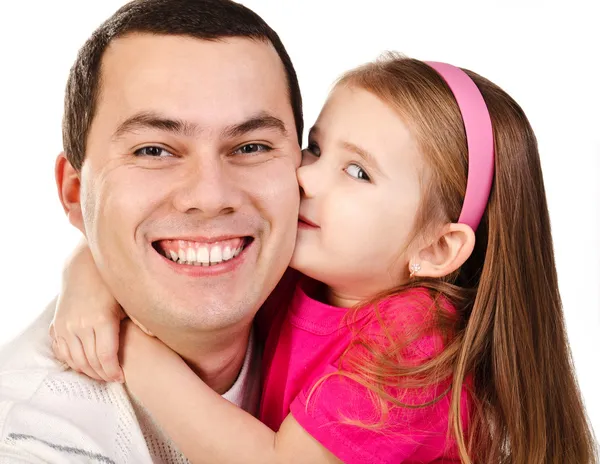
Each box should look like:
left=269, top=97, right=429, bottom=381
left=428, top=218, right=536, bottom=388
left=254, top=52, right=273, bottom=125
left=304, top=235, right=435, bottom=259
left=158, top=324, right=252, bottom=395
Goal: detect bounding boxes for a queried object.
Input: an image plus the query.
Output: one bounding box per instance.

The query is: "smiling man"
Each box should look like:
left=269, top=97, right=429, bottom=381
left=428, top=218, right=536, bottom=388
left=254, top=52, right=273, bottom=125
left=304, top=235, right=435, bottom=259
left=0, top=0, right=302, bottom=462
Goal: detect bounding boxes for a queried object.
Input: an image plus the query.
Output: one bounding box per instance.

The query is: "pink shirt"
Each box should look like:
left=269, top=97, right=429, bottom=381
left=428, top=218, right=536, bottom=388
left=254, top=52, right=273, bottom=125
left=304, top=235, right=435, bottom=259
left=257, top=275, right=471, bottom=463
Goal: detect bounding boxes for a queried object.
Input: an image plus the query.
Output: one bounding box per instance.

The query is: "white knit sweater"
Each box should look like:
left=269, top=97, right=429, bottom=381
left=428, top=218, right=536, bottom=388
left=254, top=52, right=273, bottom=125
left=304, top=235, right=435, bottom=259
left=0, top=300, right=260, bottom=463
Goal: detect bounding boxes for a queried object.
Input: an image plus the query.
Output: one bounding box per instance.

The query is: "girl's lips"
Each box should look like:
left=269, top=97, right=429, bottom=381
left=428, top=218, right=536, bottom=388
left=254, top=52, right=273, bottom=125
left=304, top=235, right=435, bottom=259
left=298, top=215, right=319, bottom=228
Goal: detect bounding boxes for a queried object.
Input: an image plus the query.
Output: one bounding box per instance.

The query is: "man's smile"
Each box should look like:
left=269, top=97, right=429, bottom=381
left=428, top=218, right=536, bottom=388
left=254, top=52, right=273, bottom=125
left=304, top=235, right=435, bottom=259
left=154, top=236, right=253, bottom=267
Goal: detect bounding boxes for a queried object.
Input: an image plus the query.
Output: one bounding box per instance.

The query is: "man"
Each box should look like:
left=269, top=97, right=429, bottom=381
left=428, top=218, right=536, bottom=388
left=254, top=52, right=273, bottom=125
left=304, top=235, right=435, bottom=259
left=0, top=0, right=303, bottom=462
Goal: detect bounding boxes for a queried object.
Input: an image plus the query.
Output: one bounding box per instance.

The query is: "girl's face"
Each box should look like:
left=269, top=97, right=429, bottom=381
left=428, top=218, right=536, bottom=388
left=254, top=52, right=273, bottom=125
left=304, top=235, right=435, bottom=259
left=290, top=84, right=425, bottom=306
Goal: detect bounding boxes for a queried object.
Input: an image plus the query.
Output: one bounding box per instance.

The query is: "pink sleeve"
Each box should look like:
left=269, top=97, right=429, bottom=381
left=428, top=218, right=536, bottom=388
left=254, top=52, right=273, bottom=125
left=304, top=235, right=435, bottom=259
left=289, top=368, right=465, bottom=464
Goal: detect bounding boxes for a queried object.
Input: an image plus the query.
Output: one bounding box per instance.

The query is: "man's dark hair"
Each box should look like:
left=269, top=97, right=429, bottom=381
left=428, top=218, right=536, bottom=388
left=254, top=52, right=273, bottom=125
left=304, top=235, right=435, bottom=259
left=63, top=0, right=303, bottom=170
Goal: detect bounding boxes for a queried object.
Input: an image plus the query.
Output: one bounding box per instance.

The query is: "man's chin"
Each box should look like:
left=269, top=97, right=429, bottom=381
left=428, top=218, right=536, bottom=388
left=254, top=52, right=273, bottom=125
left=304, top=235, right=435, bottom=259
left=150, top=296, right=258, bottom=333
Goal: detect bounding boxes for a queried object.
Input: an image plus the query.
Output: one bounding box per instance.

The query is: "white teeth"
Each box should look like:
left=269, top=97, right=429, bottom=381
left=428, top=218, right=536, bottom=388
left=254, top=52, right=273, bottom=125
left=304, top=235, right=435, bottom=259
left=210, top=246, right=222, bottom=264
left=186, top=248, right=196, bottom=264
left=164, top=241, right=246, bottom=266
left=197, top=246, right=210, bottom=265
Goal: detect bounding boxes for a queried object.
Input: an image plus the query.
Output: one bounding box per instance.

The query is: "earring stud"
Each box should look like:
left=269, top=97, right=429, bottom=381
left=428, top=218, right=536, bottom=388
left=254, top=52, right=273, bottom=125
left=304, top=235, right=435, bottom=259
left=409, top=263, right=421, bottom=278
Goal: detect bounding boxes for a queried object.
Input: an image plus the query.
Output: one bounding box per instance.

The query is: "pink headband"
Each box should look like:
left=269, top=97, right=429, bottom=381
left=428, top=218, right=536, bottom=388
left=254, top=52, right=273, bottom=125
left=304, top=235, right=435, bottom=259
left=425, top=61, right=495, bottom=231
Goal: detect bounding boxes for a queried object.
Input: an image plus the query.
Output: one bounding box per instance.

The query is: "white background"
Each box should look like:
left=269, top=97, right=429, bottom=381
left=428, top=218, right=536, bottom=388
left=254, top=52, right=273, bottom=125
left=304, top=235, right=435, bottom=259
left=0, top=0, right=598, bottom=438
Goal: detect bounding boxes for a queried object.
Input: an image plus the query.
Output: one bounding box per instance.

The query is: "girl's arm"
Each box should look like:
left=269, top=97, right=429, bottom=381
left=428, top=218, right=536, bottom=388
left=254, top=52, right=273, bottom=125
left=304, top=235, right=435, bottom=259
left=120, top=321, right=341, bottom=464
left=50, top=239, right=126, bottom=382
left=50, top=239, right=152, bottom=383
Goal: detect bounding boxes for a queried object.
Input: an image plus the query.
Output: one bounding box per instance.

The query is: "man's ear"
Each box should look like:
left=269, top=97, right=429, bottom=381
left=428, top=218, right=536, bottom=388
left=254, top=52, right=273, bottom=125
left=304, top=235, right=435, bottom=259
left=409, top=223, right=475, bottom=278
left=55, top=152, right=85, bottom=234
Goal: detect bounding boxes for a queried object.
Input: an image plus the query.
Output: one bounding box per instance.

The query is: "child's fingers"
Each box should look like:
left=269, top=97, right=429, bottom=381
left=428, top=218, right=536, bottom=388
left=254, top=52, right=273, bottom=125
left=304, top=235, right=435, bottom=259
left=95, top=322, right=124, bottom=383
left=54, top=336, right=76, bottom=370
left=79, top=328, right=112, bottom=383
left=51, top=337, right=68, bottom=365
left=66, top=335, right=104, bottom=382
left=129, top=315, right=154, bottom=336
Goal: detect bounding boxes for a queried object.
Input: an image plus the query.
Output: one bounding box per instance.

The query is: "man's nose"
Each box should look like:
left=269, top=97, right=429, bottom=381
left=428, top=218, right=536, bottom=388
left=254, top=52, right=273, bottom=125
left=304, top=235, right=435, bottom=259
left=171, top=156, right=243, bottom=217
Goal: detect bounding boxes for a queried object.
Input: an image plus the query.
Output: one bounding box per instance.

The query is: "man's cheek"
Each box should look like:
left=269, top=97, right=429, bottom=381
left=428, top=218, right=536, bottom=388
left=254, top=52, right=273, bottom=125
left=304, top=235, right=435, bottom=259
left=263, top=166, right=299, bottom=210
left=80, top=190, right=96, bottom=235
left=105, top=176, right=164, bottom=222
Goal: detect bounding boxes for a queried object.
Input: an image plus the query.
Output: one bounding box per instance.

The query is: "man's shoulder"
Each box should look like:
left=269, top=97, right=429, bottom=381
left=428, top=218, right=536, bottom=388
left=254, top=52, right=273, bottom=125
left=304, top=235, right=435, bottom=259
left=0, top=299, right=64, bottom=402
left=0, top=301, right=152, bottom=463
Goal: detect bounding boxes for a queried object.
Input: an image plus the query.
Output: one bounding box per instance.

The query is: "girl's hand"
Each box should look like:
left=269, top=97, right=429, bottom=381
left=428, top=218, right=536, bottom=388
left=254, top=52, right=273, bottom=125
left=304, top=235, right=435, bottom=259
left=49, top=239, right=126, bottom=383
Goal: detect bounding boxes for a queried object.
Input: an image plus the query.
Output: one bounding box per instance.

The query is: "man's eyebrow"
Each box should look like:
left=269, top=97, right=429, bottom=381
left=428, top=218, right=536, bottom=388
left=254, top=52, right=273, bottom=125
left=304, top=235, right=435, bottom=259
left=112, top=111, right=200, bottom=140
left=221, top=112, right=288, bottom=139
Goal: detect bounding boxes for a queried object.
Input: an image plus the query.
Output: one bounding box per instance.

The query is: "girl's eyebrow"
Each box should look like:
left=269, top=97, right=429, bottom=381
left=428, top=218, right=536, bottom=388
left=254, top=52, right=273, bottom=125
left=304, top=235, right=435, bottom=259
left=340, top=140, right=385, bottom=178
left=309, top=125, right=384, bottom=176
left=340, top=141, right=377, bottom=168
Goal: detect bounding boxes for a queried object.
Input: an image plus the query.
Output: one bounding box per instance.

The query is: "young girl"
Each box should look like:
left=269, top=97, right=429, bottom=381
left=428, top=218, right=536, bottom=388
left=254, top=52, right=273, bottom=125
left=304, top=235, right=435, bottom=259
left=50, top=54, right=597, bottom=463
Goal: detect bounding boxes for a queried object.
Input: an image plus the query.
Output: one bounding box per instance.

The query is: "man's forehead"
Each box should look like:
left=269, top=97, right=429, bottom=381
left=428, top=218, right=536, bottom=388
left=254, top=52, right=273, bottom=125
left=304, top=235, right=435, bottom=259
left=101, top=33, right=283, bottom=81
left=94, top=33, right=293, bottom=134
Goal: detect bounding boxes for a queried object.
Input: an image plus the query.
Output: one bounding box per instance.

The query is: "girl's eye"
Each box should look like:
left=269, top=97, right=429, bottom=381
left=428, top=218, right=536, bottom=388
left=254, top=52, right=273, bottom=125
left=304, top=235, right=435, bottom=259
left=233, top=143, right=272, bottom=155
left=345, top=163, right=371, bottom=182
left=304, top=142, right=321, bottom=157
left=134, top=146, right=174, bottom=157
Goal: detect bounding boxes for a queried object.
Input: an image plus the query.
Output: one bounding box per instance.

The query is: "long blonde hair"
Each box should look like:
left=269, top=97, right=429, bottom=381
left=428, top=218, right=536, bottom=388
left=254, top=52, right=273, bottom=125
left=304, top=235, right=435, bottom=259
left=327, top=53, right=597, bottom=463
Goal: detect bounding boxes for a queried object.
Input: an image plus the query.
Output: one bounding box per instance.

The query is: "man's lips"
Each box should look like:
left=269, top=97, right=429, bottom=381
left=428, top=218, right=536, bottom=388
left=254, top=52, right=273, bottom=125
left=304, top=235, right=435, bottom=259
left=298, top=215, right=319, bottom=228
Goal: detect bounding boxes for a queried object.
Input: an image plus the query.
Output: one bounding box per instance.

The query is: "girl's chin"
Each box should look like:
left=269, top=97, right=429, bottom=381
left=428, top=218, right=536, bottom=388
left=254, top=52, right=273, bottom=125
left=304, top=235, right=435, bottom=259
left=288, top=259, right=328, bottom=288
left=288, top=247, right=313, bottom=276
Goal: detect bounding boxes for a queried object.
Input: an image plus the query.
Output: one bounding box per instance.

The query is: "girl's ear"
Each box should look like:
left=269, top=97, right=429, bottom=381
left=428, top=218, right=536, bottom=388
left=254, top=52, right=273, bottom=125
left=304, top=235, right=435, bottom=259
left=408, top=223, right=475, bottom=278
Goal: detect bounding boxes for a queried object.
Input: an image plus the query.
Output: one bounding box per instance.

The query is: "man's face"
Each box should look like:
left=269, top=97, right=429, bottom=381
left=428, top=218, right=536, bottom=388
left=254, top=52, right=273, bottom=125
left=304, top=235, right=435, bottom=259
left=77, top=34, right=300, bottom=337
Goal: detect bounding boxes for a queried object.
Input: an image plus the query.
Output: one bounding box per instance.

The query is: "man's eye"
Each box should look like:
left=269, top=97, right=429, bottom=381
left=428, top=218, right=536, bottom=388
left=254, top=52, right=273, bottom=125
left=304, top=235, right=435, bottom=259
left=345, top=163, right=371, bottom=182
left=233, top=144, right=271, bottom=155
left=134, top=146, right=174, bottom=157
